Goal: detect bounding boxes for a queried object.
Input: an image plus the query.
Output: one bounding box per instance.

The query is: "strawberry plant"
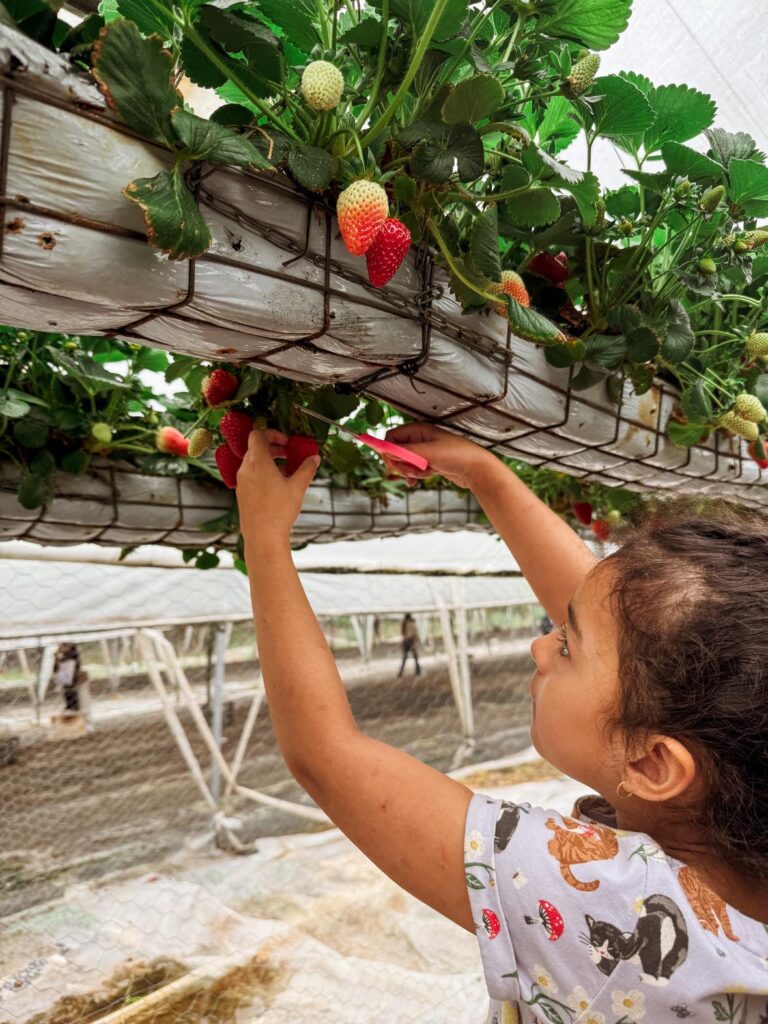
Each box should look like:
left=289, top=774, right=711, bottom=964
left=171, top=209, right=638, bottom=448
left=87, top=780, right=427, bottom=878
left=4, top=0, right=768, bottom=463
left=0, top=325, right=635, bottom=565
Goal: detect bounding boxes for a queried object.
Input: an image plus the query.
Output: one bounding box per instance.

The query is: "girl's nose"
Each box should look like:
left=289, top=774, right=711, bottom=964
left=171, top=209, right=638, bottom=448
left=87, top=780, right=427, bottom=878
left=530, top=630, right=556, bottom=671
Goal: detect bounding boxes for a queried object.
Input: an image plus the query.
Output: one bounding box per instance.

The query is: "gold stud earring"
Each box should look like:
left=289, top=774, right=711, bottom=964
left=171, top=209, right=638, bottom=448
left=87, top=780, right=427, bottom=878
left=616, top=781, right=634, bottom=799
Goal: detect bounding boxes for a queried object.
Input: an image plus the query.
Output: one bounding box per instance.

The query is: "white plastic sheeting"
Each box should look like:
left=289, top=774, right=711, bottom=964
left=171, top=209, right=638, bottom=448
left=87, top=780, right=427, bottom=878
left=0, top=546, right=535, bottom=641
left=1, top=27, right=765, bottom=508
left=0, top=460, right=485, bottom=548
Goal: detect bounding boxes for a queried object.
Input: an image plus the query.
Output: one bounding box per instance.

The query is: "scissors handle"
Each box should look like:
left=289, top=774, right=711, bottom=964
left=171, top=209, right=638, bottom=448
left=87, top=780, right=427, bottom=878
left=359, top=434, right=429, bottom=472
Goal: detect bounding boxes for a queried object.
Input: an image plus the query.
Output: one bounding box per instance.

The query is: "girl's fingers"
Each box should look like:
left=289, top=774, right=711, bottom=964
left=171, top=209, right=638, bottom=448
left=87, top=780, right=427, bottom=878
left=263, top=428, right=290, bottom=445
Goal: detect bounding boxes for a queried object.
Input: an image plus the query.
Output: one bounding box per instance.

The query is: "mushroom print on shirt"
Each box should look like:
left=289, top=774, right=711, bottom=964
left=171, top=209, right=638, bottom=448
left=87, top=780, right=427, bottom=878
left=464, top=794, right=768, bottom=1024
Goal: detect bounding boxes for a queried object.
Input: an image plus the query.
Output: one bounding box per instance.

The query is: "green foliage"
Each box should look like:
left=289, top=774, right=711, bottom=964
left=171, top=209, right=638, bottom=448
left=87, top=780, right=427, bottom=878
left=10, top=0, right=768, bottom=463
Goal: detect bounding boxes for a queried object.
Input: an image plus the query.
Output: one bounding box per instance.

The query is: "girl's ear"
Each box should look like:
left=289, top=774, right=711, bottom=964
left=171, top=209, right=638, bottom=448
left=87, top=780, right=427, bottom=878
left=623, top=735, right=697, bottom=803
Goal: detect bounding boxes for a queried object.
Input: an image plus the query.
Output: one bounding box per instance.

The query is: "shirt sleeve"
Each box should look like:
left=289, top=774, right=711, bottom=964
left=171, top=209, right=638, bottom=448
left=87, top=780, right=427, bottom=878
left=464, top=792, right=649, bottom=1010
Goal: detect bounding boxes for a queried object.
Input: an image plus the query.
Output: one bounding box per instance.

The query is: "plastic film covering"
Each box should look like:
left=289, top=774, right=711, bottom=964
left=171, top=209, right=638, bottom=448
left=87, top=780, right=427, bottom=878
left=0, top=461, right=486, bottom=548
left=1, top=26, right=766, bottom=508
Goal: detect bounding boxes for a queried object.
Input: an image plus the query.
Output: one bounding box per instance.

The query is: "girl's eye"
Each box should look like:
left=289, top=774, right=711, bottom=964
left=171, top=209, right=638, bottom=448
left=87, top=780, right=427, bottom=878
left=558, top=624, right=570, bottom=657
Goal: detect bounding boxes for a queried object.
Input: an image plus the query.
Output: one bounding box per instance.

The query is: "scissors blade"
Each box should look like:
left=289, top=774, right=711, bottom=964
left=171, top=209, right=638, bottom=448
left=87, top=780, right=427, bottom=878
left=296, top=405, right=360, bottom=440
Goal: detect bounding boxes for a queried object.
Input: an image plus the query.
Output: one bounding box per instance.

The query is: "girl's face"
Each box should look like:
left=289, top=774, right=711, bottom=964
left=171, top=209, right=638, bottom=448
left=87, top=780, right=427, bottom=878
left=528, top=565, right=623, bottom=793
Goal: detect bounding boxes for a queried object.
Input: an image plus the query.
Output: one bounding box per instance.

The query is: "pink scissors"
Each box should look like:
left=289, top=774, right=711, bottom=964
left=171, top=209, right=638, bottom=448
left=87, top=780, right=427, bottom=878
left=297, top=407, right=429, bottom=472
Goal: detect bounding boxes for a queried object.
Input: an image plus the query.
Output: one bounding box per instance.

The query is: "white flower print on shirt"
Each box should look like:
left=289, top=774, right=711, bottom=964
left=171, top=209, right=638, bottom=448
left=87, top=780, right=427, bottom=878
left=465, top=830, right=486, bottom=857
left=530, top=964, right=558, bottom=995
left=611, top=989, right=646, bottom=1021
left=567, top=986, right=590, bottom=1014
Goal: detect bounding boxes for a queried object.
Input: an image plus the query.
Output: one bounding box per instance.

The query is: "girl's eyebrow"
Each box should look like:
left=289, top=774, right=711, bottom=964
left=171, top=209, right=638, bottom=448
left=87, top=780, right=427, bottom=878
left=567, top=601, right=582, bottom=644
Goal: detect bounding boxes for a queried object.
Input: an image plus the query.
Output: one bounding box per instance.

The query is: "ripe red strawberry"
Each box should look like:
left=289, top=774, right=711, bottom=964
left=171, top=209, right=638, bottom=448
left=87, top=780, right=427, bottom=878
left=591, top=518, right=611, bottom=542
left=490, top=270, right=530, bottom=316
left=528, top=251, right=569, bottom=286
left=215, top=444, right=242, bottom=489
left=748, top=441, right=768, bottom=470
left=365, top=217, right=411, bottom=287
left=202, top=369, right=239, bottom=407
left=220, top=410, right=253, bottom=459
left=337, top=180, right=389, bottom=256
left=571, top=501, right=593, bottom=526
left=156, top=426, right=189, bottom=457
left=285, top=435, right=320, bottom=476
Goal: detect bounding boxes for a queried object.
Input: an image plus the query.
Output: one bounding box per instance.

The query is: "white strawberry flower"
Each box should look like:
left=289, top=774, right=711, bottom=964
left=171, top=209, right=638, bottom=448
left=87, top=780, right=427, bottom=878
left=465, top=830, right=485, bottom=857
left=611, top=989, right=646, bottom=1020
left=530, top=964, right=558, bottom=995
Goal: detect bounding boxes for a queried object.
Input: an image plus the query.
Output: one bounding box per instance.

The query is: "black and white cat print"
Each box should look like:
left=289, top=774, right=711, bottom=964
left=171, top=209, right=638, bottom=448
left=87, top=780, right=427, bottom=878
left=464, top=793, right=768, bottom=1024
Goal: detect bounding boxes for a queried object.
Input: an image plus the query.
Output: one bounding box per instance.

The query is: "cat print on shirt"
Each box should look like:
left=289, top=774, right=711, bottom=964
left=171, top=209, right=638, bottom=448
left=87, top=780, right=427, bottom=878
left=545, top=815, right=620, bottom=891
left=584, top=893, right=689, bottom=986
left=678, top=865, right=740, bottom=942
left=495, top=802, right=523, bottom=853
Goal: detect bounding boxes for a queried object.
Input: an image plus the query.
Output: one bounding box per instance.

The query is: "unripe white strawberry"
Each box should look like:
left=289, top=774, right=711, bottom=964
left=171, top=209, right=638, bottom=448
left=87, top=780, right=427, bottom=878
left=734, top=393, right=767, bottom=424
left=745, top=332, right=768, bottom=359
left=301, top=61, right=344, bottom=112
left=720, top=411, right=759, bottom=442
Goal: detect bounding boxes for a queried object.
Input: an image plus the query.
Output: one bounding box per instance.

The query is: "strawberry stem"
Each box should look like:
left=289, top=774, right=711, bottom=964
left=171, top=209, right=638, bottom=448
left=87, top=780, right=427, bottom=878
left=362, top=0, right=450, bottom=151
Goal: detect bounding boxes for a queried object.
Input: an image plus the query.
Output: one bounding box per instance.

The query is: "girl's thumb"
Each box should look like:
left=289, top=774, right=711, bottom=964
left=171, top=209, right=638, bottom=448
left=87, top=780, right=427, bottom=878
left=294, top=454, right=321, bottom=490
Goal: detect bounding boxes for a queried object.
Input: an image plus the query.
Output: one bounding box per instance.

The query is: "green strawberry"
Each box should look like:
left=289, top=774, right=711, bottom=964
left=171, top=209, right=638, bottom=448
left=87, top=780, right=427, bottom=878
left=699, top=185, right=725, bottom=213
left=565, top=52, right=600, bottom=95
left=697, top=256, right=717, bottom=276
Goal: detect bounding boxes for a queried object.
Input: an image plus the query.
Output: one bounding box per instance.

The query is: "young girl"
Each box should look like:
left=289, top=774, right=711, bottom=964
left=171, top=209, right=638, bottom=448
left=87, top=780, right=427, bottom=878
left=237, top=422, right=768, bottom=1022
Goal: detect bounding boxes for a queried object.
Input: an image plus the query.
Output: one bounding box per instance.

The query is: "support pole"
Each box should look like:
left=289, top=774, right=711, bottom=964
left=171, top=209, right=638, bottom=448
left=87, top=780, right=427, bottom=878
left=209, top=623, right=228, bottom=805
left=35, top=644, right=57, bottom=722
left=452, top=580, right=475, bottom=744
left=100, top=638, right=119, bottom=694
left=364, top=615, right=375, bottom=661
left=350, top=615, right=367, bottom=662
left=223, top=680, right=264, bottom=800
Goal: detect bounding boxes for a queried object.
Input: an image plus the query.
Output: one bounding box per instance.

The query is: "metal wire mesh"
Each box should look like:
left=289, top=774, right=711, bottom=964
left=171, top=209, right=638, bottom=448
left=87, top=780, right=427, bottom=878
left=2, top=26, right=766, bottom=509
left=0, top=460, right=486, bottom=548
left=0, top=554, right=544, bottom=1022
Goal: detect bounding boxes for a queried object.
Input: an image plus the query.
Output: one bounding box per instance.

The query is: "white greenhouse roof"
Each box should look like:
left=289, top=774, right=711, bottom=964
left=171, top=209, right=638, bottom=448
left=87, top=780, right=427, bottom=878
left=565, top=0, right=768, bottom=190
left=0, top=538, right=538, bottom=643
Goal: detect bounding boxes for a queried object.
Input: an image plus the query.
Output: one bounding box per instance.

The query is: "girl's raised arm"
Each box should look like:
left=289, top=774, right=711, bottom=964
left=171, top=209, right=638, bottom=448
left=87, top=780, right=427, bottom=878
left=385, top=423, right=596, bottom=625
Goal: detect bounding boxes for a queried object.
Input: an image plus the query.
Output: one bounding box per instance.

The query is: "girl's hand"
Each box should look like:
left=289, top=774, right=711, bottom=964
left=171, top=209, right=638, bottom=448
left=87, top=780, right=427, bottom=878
left=383, top=422, right=493, bottom=491
left=236, top=429, right=321, bottom=546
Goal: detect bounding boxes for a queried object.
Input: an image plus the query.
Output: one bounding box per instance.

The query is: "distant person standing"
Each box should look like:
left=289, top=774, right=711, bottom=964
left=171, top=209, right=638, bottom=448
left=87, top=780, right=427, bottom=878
left=52, top=642, right=81, bottom=713
left=398, top=614, right=422, bottom=678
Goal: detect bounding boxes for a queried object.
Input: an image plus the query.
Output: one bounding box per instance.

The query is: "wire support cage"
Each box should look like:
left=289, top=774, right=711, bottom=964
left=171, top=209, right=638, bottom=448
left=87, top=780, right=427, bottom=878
left=1, top=26, right=766, bottom=508
left=0, top=460, right=487, bottom=548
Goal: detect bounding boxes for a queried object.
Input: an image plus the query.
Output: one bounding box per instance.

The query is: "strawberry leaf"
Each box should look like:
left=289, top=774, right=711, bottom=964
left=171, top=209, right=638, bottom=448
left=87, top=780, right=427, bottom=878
left=288, top=144, right=333, bottom=191
left=180, top=34, right=227, bottom=89
left=503, top=188, right=561, bottom=228
left=587, top=76, right=656, bottom=140
left=506, top=302, right=566, bottom=345
left=470, top=206, right=501, bottom=282
left=661, top=142, right=723, bottom=185
left=442, top=74, right=504, bottom=125
left=255, top=0, right=319, bottom=53
left=171, top=108, right=273, bottom=169
left=115, top=0, right=176, bottom=39
left=92, top=20, right=181, bottom=146
left=667, top=420, right=708, bottom=449
left=123, top=166, right=211, bottom=260
left=536, top=0, right=632, bottom=50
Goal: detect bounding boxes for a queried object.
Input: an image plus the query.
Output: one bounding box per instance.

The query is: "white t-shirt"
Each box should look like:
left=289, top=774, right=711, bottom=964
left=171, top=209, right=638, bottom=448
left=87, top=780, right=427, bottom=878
left=465, top=792, right=768, bottom=1023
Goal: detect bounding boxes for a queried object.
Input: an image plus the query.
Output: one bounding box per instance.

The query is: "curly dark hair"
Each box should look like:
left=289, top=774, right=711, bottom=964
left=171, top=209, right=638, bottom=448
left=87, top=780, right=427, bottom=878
left=606, top=499, right=768, bottom=877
